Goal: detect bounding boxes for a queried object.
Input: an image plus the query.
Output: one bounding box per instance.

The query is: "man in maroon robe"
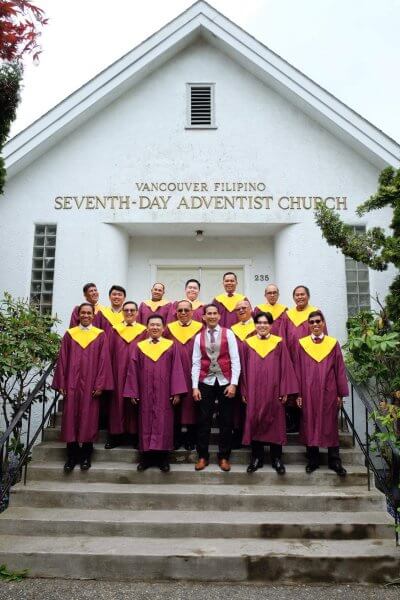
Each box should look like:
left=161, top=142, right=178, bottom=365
left=52, top=303, right=113, bottom=472
left=241, top=311, right=298, bottom=474
left=96, top=285, right=126, bottom=335
left=295, top=310, right=349, bottom=476
left=69, top=282, right=105, bottom=327
left=253, top=283, right=288, bottom=337
left=170, top=279, right=205, bottom=322
left=106, top=301, right=147, bottom=449
left=124, top=314, right=187, bottom=472
left=137, top=282, right=172, bottom=325
left=212, top=272, right=248, bottom=328
left=192, top=304, right=241, bottom=472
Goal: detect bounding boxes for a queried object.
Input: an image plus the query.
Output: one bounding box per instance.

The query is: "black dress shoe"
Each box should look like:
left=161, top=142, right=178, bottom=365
left=272, top=459, right=286, bottom=475
left=137, top=462, right=149, bottom=472
left=63, top=457, right=77, bottom=473
left=104, top=439, right=119, bottom=450
left=329, top=462, right=347, bottom=477
left=159, top=462, right=170, bottom=473
left=305, top=463, right=319, bottom=474
left=184, top=441, right=195, bottom=451
left=247, top=458, right=263, bottom=473
left=80, top=458, right=91, bottom=471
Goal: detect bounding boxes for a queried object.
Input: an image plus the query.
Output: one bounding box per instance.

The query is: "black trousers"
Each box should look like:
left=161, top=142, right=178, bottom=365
left=197, top=381, right=233, bottom=460
left=66, top=442, right=93, bottom=460
left=140, top=450, right=168, bottom=466
left=251, top=440, right=282, bottom=462
left=307, top=445, right=341, bottom=467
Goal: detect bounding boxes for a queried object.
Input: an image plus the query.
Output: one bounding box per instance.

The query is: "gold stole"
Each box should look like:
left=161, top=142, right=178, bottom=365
left=100, top=307, right=124, bottom=327
left=137, top=337, right=173, bottom=362
left=114, top=322, right=146, bottom=343
left=231, top=320, right=256, bottom=341
left=299, top=335, right=337, bottom=362
left=167, top=320, right=203, bottom=344
left=190, top=300, right=204, bottom=310
left=67, top=326, right=103, bottom=349
left=245, top=335, right=282, bottom=359
left=256, top=303, right=287, bottom=320
left=94, top=304, right=106, bottom=315
left=144, top=299, right=170, bottom=312
left=286, top=305, right=318, bottom=327
left=215, top=293, right=245, bottom=313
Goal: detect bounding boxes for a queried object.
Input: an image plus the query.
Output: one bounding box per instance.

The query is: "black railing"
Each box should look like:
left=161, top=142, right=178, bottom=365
left=345, top=369, right=400, bottom=546
left=0, top=363, right=59, bottom=510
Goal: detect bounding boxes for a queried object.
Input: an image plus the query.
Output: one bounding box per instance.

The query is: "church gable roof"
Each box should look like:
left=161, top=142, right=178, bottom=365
left=4, top=0, right=400, bottom=176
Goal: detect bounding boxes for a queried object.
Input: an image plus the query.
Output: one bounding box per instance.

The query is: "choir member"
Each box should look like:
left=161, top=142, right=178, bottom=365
left=69, top=282, right=105, bottom=327
left=166, top=299, right=203, bottom=450
left=124, top=314, right=187, bottom=472
left=97, top=285, right=126, bottom=334
left=241, top=312, right=298, bottom=474
left=52, top=303, right=113, bottom=472
left=295, top=311, right=348, bottom=476
left=212, top=272, right=248, bottom=328
left=192, top=303, right=241, bottom=472
left=137, top=282, right=172, bottom=325
left=105, top=301, right=147, bottom=449
left=253, top=284, right=288, bottom=336
left=170, top=279, right=205, bottom=322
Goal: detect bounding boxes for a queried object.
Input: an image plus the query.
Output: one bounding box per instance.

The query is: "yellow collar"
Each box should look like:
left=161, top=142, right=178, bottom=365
left=93, top=303, right=105, bottom=314
left=100, top=306, right=125, bottom=327
left=245, top=334, right=282, bottom=358
left=231, top=320, right=255, bottom=341
left=187, top=299, right=203, bottom=310
left=286, top=305, right=318, bottom=327
left=114, top=322, right=146, bottom=343
left=67, top=326, right=103, bottom=349
left=137, top=337, right=173, bottom=362
left=299, top=335, right=337, bottom=362
left=256, top=303, right=287, bottom=320
left=167, top=320, right=203, bottom=344
left=144, top=299, right=170, bottom=311
left=215, top=293, right=245, bottom=312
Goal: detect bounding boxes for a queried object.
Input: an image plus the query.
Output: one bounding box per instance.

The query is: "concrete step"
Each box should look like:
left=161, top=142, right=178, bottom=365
left=26, top=461, right=370, bottom=487
left=10, top=481, right=385, bottom=512
left=32, top=442, right=364, bottom=466
left=0, top=507, right=393, bottom=540
left=43, top=425, right=355, bottom=447
left=0, top=535, right=397, bottom=582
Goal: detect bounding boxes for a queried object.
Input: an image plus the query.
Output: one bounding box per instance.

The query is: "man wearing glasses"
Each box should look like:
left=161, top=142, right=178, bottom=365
left=192, top=304, right=241, bottom=472
left=105, top=301, right=146, bottom=450
left=253, top=284, right=288, bottom=337
left=166, top=300, right=203, bottom=450
left=295, top=310, right=348, bottom=476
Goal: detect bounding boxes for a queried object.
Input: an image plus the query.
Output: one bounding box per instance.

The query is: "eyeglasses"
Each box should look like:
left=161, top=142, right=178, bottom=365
left=266, top=291, right=278, bottom=295
left=309, top=319, right=322, bottom=325
left=123, top=309, right=137, bottom=313
left=235, top=307, right=247, bottom=312
left=177, top=308, right=190, bottom=313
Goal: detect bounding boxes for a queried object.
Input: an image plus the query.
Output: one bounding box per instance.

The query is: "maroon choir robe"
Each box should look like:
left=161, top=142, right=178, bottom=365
left=295, top=336, right=349, bottom=448
left=231, top=320, right=256, bottom=430
left=170, top=300, right=205, bottom=323
left=165, top=320, right=203, bottom=425
left=212, top=293, right=248, bottom=328
left=283, top=305, right=328, bottom=361
left=69, top=304, right=104, bottom=328
left=253, top=303, right=288, bottom=337
left=108, top=323, right=147, bottom=435
left=52, top=327, right=113, bottom=443
left=137, top=300, right=172, bottom=325
left=241, top=335, right=299, bottom=446
left=96, top=307, right=124, bottom=336
left=123, top=338, right=187, bottom=451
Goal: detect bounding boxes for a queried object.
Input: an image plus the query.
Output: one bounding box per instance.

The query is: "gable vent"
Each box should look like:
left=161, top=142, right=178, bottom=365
left=187, top=83, right=216, bottom=128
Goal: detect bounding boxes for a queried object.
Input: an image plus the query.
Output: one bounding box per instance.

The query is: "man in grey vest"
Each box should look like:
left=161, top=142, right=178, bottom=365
left=192, top=303, right=241, bottom=472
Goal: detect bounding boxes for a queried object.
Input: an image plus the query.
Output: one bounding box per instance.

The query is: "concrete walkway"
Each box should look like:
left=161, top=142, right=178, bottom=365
left=0, top=581, right=399, bottom=600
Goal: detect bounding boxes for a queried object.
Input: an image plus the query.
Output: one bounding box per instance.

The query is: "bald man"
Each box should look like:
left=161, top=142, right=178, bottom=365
left=253, top=284, right=288, bottom=337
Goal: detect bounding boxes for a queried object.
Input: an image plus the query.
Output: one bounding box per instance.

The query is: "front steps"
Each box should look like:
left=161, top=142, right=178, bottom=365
left=0, top=427, right=398, bottom=583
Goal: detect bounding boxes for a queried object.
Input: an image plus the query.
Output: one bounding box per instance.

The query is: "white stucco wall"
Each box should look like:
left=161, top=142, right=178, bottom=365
left=0, top=38, right=395, bottom=337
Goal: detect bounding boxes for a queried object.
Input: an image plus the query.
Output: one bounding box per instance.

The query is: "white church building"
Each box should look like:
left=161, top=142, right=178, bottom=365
left=1, top=1, right=399, bottom=339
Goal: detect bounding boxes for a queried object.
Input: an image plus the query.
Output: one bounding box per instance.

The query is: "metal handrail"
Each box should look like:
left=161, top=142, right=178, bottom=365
left=0, top=362, right=59, bottom=506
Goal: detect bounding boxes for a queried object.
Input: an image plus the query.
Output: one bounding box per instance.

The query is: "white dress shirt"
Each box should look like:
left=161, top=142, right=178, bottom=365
left=191, top=325, right=240, bottom=388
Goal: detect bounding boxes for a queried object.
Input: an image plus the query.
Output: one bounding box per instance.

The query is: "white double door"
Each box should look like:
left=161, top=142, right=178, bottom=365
left=156, top=266, right=244, bottom=305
